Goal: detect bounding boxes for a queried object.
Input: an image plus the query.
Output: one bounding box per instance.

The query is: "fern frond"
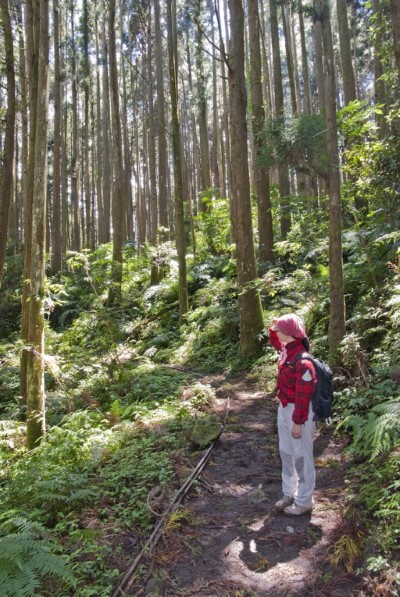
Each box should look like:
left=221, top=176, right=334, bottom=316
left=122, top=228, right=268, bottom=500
left=0, top=516, right=76, bottom=596
left=341, top=398, right=400, bottom=459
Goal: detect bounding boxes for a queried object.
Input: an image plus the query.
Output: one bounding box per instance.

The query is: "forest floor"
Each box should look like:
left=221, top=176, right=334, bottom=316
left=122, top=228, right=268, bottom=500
left=127, top=373, right=366, bottom=597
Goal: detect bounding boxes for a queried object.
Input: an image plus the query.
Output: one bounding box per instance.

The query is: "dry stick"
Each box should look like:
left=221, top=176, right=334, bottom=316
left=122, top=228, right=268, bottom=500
left=111, top=442, right=216, bottom=597
left=112, top=394, right=231, bottom=596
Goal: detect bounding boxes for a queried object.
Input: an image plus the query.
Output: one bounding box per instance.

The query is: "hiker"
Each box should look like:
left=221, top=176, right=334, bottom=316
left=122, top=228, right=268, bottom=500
left=269, top=313, right=317, bottom=516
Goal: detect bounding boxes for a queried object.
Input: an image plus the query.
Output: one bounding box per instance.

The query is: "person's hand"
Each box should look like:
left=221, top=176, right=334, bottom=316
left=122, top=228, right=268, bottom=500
left=291, top=423, right=302, bottom=439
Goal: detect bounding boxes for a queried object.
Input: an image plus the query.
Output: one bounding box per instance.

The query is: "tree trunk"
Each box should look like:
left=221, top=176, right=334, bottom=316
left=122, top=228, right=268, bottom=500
left=167, top=0, right=188, bottom=319
left=248, top=0, right=274, bottom=264
left=269, top=0, right=291, bottom=238
left=313, top=14, right=326, bottom=113
left=298, top=0, right=313, bottom=115
left=51, top=0, right=62, bottom=273
left=108, top=0, right=125, bottom=305
left=0, top=0, right=16, bottom=285
left=102, top=21, right=112, bottom=243
left=195, top=0, right=212, bottom=202
left=227, top=0, right=264, bottom=360
left=147, top=12, right=158, bottom=249
left=281, top=0, right=299, bottom=116
left=210, top=0, right=220, bottom=193
left=154, top=0, right=169, bottom=237
left=372, top=0, right=387, bottom=136
left=83, top=0, right=92, bottom=250
left=315, top=0, right=346, bottom=359
left=25, top=0, right=49, bottom=448
left=20, top=0, right=38, bottom=408
left=336, top=0, right=356, bottom=105
left=95, top=6, right=105, bottom=245
left=120, top=2, right=133, bottom=244
left=16, top=0, right=28, bottom=249
left=390, top=0, right=400, bottom=78
left=70, top=4, right=81, bottom=251
left=260, top=0, right=274, bottom=116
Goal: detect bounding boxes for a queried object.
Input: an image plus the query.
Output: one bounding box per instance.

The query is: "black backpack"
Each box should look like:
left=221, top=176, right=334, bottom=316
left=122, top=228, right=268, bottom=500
left=287, top=353, right=333, bottom=423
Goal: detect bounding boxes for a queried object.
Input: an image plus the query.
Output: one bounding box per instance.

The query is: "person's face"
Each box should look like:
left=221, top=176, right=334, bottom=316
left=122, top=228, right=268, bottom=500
left=276, top=328, right=295, bottom=344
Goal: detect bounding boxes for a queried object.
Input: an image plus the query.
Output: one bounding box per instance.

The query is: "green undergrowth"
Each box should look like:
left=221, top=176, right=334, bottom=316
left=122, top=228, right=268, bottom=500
left=0, top=199, right=400, bottom=593
left=0, top=377, right=218, bottom=595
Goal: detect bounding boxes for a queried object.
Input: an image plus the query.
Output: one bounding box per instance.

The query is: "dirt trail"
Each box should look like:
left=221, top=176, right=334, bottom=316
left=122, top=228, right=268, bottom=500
left=137, top=376, right=360, bottom=596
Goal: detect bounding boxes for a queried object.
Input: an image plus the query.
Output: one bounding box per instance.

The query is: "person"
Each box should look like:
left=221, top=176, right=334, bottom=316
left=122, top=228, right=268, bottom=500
left=268, top=313, right=317, bottom=516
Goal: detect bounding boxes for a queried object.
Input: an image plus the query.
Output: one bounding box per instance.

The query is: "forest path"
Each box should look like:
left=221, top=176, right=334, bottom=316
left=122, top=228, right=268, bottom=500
left=138, top=375, right=359, bottom=596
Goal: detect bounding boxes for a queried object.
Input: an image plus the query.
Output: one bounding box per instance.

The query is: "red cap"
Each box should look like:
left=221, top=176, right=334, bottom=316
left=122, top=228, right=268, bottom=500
left=271, top=313, right=306, bottom=339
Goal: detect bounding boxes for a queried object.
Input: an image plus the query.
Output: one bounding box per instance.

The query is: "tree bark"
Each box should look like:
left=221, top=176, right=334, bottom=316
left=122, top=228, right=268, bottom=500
left=227, top=0, right=264, bottom=359
left=95, top=6, right=105, bottom=245
left=167, top=0, right=188, bottom=319
left=281, top=0, right=299, bottom=116
left=0, top=0, right=16, bottom=285
left=298, top=0, right=313, bottom=115
left=108, top=0, right=125, bottom=305
left=372, top=0, right=387, bottom=136
left=313, top=13, right=326, bottom=113
left=210, top=0, right=220, bottom=193
left=20, top=0, right=38, bottom=407
left=51, top=0, right=62, bottom=273
left=70, top=3, right=81, bottom=251
left=315, top=0, right=346, bottom=359
left=120, top=1, right=133, bottom=244
left=390, top=0, right=400, bottom=78
left=83, top=0, right=93, bottom=250
left=336, top=0, right=356, bottom=105
left=248, top=0, right=274, bottom=264
left=25, top=0, right=49, bottom=448
left=101, top=20, right=112, bottom=243
left=154, top=0, right=169, bottom=236
left=269, top=0, right=291, bottom=238
left=194, top=0, right=212, bottom=201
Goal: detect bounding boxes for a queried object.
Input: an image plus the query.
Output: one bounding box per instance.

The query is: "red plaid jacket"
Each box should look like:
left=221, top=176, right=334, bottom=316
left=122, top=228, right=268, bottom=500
left=269, top=329, right=317, bottom=424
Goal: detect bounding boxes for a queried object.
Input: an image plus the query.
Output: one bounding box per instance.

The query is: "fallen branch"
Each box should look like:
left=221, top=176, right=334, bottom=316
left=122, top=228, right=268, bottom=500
left=111, top=442, right=217, bottom=597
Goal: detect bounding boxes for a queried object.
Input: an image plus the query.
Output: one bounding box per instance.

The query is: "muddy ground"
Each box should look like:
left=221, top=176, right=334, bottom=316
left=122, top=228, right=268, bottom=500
left=129, top=376, right=366, bottom=597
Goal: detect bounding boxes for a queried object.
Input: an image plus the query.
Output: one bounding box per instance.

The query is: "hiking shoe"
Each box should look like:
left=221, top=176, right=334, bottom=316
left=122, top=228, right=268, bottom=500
left=275, top=495, right=294, bottom=511
left=284, top=503, right=313, bottom=516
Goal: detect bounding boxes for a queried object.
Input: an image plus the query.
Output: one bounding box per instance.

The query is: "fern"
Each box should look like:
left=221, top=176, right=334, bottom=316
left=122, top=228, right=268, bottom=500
left=0, top=515, right=75, bottom=597
left=341, top=397, right=400, bottom=459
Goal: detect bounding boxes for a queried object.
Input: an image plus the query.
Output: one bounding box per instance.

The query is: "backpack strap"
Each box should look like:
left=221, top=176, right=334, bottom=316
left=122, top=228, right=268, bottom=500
left=285, top=352, right=312, bottom=368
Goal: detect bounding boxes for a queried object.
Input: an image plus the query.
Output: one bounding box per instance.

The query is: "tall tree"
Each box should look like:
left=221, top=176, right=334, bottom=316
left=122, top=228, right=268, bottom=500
left=210, top=1, right=220, bottom=193
left=51, top=0, right=62, bottom=272
left=227, top=0, right=264, bottom=359
left=281, top=0, right=299, bottom=115
left=315, top=0, right=345, bottom=358
left=20, top=0, right=38, bottom=407
left=25, top=0, right=50, bottom=447
left=372, top=0, right=387, bottom=136
left=108, top=0, right=125, bottom=305
left=298, top=0, right=312, bottom=115
left=154, top=0, right=169, bottom=236
left=94, top=6, right=105, bottom=244
left=313, top=9, right=326, bottom=112
left=70, top=2, right=81, bottom=250
left=269, top=0, right=291, bottom=238
left=248, top=0, right=274, bottom=264
left=0, top=0, right=16, bottom=285
left=336, top=0, right=356, bottom=105
left=194, top=0, right=212, bottom=200
left=167, top=0, right=188, bottom=319
left=101, top=20, right=112, bottom=243
left=120, top=5, right=133, bottom=244
left=82, top=0, right=93, bottom=249
left=390, top=0, right=400, bottom=78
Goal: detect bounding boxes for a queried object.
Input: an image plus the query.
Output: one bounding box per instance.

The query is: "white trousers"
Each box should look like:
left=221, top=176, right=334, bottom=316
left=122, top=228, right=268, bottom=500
left=277, top=402, right=316, bottom=508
